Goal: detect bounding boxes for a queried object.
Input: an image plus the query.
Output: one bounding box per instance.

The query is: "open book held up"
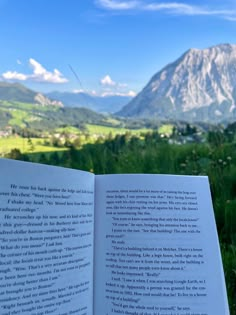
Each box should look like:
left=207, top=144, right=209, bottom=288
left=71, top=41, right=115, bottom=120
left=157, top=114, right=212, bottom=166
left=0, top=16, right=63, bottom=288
left=0, top=159, right=229, bottom=315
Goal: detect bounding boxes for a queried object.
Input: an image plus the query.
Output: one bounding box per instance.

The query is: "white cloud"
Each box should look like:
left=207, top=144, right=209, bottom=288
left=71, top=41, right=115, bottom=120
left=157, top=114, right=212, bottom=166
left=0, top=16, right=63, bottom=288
left=100, top=74, right=116, bottom=86
left=29, top=58, right=68, bottom=83
left=73, top=89, right=97, bottom=95
left=101, top=90, right=136, bottom=97
left=96, top=0, right=139, bottom=10
left=2, top=58, right=68, bottom=83
left=3, top=71, right=27, bottom=81
left=127, top=90, right=137, bottom=97
left=73, top=89, right=85, bottom=94
left=17, top=59, right=22, bottom=65
left=144, top=3, right=200, bottom=14
left=96, top=0, right=236, bottom=20
left=144, top=3, right=234, bottom=16
left=225, top=16, right=236, bottom=21
left=100, top=74, right=136, bottom=96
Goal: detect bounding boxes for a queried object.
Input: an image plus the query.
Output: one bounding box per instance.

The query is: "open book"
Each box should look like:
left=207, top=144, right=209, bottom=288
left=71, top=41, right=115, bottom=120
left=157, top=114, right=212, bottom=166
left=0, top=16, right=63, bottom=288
left=0, top=158, right=229, bottom=315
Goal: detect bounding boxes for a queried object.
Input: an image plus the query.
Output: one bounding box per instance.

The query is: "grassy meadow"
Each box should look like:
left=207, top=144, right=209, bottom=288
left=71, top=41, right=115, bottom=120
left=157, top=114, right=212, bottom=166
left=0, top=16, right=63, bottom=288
left=0, top=124, right=155, bottom=155
left=0, top=137, right=67, bottom=154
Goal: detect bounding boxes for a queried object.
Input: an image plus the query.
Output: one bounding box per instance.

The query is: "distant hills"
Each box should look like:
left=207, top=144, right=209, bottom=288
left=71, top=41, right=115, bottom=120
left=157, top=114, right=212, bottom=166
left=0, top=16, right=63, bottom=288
left=0, top=83, right=108, bottom=131
left=118, top=44, right=236, bottom=123
left=0, top=82, right=132, bottom=114
left=46, top=91, right=132, bottom=113
left=0, top=82, right=63, bottom=107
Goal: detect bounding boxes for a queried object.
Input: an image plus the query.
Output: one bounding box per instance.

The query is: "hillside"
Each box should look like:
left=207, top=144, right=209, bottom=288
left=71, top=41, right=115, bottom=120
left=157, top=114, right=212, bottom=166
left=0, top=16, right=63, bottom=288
left=0, top=82, right=63, bottom=107
left=0, top=99, right=108, bottom=131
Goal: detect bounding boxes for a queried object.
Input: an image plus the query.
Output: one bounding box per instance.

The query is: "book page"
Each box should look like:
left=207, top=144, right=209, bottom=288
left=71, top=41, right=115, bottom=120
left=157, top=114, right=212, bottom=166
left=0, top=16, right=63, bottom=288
left=0, top=159, right=94, bottom=315
left=94, top=174, right=229, bottom=315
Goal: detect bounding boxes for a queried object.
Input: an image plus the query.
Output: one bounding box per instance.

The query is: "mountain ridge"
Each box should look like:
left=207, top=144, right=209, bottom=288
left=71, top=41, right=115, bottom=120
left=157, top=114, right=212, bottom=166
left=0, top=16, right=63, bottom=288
left=118, top=43, right=236, bottom=122
left=0, top=82, right=132, bottom=113
left=0, top=82, right=63, bottom=107
left=46, top=91, right=132, bottom=113
left=0, top=82, right=110, bottom=131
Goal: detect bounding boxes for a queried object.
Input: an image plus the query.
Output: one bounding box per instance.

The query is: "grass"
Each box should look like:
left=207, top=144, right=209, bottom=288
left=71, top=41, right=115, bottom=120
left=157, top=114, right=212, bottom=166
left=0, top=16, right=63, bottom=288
left=0, top=100, right=59, bottom=128
left=105, top=117, right=123, bottom=126
left=55, top=126, right=81, bottom=134
left=85, top=123, right=153, bottom=136
left=158, top=124, right=173, bottom=136
left=8, top=109, right=34, bottom=127
left=0, top=137, right=66, bottom=154
left=0, top=100, right=58, bottom=112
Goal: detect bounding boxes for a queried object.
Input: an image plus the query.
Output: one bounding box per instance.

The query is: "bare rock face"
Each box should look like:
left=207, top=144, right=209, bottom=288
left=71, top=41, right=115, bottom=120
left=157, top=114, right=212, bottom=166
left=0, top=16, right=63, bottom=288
left=118, top=44, right=236, bottom=122
left=34, top=93, right=63, bottom=107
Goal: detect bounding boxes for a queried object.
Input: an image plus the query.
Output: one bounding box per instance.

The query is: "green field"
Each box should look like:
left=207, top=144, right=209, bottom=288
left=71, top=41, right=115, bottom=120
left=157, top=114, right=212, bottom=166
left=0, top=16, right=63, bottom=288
left=85, top=123, right=153, bottom=136
left=0, top=125, right=158, bottom=155
left=0, top=100, right=58, bottom=112
left=158, top=123, right=173, bottom=136
left=55, top=126, right=81, bottom=134
left=0, top=137, right=66, bottom=155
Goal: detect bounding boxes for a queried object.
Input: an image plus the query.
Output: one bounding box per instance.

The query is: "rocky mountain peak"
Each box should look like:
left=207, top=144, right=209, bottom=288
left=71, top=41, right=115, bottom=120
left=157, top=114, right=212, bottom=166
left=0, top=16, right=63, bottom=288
left=118, top=44, right=236, bottom=122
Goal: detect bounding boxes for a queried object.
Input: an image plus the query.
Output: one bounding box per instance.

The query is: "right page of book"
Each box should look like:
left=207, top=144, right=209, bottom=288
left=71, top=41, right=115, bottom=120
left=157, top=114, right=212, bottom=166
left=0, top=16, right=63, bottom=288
left=94, top=174, right=229, bottom=315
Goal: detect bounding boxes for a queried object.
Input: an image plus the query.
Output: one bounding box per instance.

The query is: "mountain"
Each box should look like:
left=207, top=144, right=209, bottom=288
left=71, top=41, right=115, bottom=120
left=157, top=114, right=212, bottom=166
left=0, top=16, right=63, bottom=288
left=0, top=98, right=108, bottom=131
left=0, top=82, right=63, bottom=107
left=0, top=82, right=110, bottom=131
left=118, top=44, right=236, bottom=122
left=46, top=91, right=132, bottom=113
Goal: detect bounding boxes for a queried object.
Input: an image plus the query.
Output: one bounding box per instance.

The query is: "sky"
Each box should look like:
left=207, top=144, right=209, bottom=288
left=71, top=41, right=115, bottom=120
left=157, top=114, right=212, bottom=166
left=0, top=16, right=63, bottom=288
left=0, top=0, right=236, bottom=97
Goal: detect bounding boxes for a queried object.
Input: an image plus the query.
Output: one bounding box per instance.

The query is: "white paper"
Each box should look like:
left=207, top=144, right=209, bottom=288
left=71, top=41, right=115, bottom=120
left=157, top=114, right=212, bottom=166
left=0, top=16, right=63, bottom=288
left=94, top=174, right=229, bottom=315
left=0, top=159, right=95, bottom=315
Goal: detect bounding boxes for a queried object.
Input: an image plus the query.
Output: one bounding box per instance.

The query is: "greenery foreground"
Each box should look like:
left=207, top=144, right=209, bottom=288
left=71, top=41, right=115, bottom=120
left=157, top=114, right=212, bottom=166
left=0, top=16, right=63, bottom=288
left=2, top=128, right=236, bottom=314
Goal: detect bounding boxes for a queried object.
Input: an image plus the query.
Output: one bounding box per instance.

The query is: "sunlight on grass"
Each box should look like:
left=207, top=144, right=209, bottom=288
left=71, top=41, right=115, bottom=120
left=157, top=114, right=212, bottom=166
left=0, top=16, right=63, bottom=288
left=0, top=137, right=66, bottom=154
left=158, top=124, right=173, bottom=136
left=86, top=124, right=152, bottom=136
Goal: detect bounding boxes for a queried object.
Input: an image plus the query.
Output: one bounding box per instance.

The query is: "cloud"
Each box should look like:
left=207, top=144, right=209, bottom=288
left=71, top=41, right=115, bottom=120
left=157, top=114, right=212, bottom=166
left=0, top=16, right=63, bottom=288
left=126, top=90, right=137, bottom=97
left=3, top=71, right=27, bottom=81
left=100, top=74, right=136, bottom=96
left=96, top=0, right=139, bottom=10
left=225, top=16, right=236, bottom=21
left=144, top=3, right=234, bottom=16
left=95, top=0, right=236, bottom=20
left=101, top=90, right=136, bottom=97
left=100, top=74, right=116, bottom=86
left=73, top=89, right=85, bottom=93
left=17, top=59, right=22, bottom=65
left=2, top=58, right=68, bottom=83
left=73, top=89, right=97, bottom=95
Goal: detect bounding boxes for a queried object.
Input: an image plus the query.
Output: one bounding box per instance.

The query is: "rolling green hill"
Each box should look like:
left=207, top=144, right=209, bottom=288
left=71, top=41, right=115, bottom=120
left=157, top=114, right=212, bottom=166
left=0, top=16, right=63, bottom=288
left=0, top=99, right=109, bottom=131
left=0, top=82, right=36, bottom=103
left=0, top=82, right=124, bottom=131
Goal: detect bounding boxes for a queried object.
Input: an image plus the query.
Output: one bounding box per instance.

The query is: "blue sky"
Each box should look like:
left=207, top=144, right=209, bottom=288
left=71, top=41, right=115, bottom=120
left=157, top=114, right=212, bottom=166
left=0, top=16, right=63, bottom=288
left=0, top=0, right=236, bottom=96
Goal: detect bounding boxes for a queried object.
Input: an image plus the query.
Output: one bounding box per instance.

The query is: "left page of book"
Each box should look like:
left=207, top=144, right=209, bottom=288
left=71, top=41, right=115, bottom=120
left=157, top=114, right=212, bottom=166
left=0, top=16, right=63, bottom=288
left=0, top=159, right=95, bottom=315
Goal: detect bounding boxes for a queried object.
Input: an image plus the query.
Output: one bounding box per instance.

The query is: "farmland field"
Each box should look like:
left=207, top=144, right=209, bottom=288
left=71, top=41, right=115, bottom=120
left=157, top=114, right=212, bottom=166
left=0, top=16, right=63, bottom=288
left=85, top=123, right=153, bottom=135
left=0, top=137, right=66, bottom=154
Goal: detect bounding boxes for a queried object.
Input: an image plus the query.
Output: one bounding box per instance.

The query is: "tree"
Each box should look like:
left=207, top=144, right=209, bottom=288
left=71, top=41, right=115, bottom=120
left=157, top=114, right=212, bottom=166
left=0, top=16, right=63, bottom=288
left=207, top=130, right=225, bottom=147
left=27, top=137, right=35, bottom=152
left=6, top=149, right=29, bottom=161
